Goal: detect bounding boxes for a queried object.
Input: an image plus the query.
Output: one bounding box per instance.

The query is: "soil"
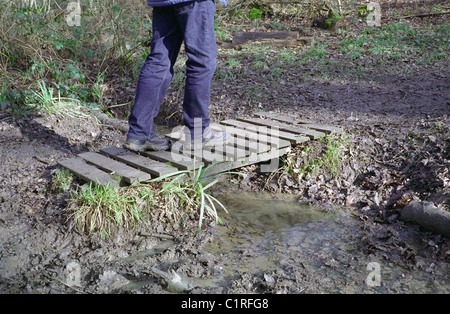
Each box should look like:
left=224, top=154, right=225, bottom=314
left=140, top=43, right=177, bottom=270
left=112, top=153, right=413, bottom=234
left=0, top=3, right=449, bottom=295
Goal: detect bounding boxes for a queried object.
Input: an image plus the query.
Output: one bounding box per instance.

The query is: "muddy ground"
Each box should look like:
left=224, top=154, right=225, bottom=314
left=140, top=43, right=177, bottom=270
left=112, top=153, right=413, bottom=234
left=0, top=3, right=449, bottom=295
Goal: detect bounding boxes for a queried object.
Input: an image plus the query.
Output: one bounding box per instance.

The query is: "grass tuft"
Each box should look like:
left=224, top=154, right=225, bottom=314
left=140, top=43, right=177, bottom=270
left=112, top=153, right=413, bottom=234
left=67, top=162, right=244, bottom=236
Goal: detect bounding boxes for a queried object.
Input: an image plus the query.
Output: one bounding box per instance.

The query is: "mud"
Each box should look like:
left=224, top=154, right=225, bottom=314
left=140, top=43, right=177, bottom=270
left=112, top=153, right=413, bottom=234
left=1, top=10, right=449, bottom=294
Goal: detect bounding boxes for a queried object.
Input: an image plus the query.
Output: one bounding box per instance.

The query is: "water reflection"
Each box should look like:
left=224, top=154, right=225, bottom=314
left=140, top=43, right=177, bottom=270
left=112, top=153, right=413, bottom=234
left=204, top=192, right=450, bottom=294
left=219, top=192, right=335, bottom=233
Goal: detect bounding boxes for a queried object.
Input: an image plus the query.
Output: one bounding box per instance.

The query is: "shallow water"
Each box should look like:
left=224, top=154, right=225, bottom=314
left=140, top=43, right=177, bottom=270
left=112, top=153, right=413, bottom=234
left=204, top=192, right=450, bottom=294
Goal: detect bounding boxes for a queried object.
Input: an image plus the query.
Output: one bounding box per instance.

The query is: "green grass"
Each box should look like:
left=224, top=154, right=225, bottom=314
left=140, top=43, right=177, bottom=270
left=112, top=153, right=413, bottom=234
left=340, top=22, right=449, bottom=64
left=51, top=168, right=75, bottom=194
left=26, top=80, right=89, bottom=118
left=224, top=57, right=242, bottom=69
left=70, top=182, right=145, bottom=237
left=321, top=135, right=346, bottom=177
left=0, top=0, right=151, bottom=119
left=280, top=134, right=347, bottom=180
left=67, top=161, right=244, bottom=236
left=150, top=162, right=244, bottom=232
left=209, top=21, right=448, bottom=108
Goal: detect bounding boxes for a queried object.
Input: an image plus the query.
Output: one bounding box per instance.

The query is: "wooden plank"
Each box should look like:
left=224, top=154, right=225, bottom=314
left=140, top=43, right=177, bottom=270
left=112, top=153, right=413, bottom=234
left=197, top=148, right=252, bottom=164
left=253, top=111, right=343, bottom=134
left=298, top=123, right=343, bottom=134
left=220, top=119, right=305, bottom=144
left=231, top=136, right=272, bottom=153
left=100, top=146, right=179, bottom=177
left=166, top=128, right=269, bottom=154
left=233, top=31, right=299, bottom=45
left=165, top=126, right=269, bottom=158
left=211, top=123, right=273, bottom=152
left=78, top=152, right=151, bottom=184
left=192, top=149, right=229, bottom=164
left=170, top=141, right=252, bottom=164
left=238, top=117, right=325, bottom=139
left=58, top=158, right=120, bottom=188
left=231, top=32, right=313, bottom=48
left=141, top=150, right=203, bottom=171
left=201, top=147, right=290, bottom=177
left=210, top=123, right=291, bottom=150
left=229, top=135, right=267, bottom=153
left=253, top=111, right=311, bottom=124
left=220, top=119, right=309, bottom=144
left=170, top=141, right=226, bottom=164
left=214, top=143, right=250, bottom=160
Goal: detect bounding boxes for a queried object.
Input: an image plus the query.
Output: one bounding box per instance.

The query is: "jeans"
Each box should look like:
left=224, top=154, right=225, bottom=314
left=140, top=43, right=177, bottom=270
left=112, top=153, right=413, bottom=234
left=127, top=0, right=217, bottom=141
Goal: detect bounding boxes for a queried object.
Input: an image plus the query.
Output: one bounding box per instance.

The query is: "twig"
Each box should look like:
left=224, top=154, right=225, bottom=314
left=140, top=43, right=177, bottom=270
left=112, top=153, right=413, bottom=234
left=390, top=11, right=450, bottom=19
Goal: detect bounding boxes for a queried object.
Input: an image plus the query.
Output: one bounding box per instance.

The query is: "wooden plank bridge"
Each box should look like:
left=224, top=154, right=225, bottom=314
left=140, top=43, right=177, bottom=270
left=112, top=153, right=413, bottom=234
left=58, top=112, right=343, bottom=187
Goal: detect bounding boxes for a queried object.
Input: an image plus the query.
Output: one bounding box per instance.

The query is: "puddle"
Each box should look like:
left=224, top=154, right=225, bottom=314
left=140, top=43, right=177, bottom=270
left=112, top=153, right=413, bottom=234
left=204, top=192, right=450, bottom=293
left=219, top=192, right=336, bottom=232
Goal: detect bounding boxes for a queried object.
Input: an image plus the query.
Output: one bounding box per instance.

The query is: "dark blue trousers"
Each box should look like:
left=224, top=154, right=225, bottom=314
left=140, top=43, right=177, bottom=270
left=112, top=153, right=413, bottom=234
left=127, top=0, right=217, bottom=141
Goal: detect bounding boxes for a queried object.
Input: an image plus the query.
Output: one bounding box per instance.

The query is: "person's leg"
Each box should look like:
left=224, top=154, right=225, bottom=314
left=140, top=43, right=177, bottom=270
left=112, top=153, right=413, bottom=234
left=176, top=0, right=217, bottom=138
left=126, top=6, right=183, bottom=142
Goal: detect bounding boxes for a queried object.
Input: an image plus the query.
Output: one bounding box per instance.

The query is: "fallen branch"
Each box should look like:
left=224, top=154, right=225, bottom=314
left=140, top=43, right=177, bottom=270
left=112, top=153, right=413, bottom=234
left=389, top=11, right=450, bottom=19
left=219, top=31, right=313, bottom=49
left=88, top=109, right=128, bottom=134
left=401, top=201, right=450, bottom=238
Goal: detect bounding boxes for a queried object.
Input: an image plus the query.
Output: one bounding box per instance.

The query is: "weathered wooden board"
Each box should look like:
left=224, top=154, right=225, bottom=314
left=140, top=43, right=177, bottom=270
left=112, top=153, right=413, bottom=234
left=210, top=123, right=289, bottom=151
left=100, top=146, right=178, bottom=177
left=141, top=150, right=203, bottom=171
left=253, top=111, right=343, bottom=134
left=298, top=123, right=343, bottom=134
left=252, top=111, right=311, bottom=124
left=78, top=151, right=151, bottom=184
left=191, top=149, right=231, bottom=164
left=231, top=135, right=271, bottom=153
left=200, top=147, right=290, bottom=177
left=166, top=126, right=275, bottom=153
left=165, top=127, right=272, bottom=157
left=59, top=114, right=342, bottom=188
left=230, top=32, right=313, bottom=48
left=233, top=31, right=298, bottom=44
left=58, top=157, right=120, bottom=188
left=169, top=142, right=252, bottom=163
left=167, top=141, right=223, bottom=164
left=214, top=144, right=250, bottom=160
left=220, top=119, right=310, bottom=144
left=238, top=117, right=325, bottom=139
